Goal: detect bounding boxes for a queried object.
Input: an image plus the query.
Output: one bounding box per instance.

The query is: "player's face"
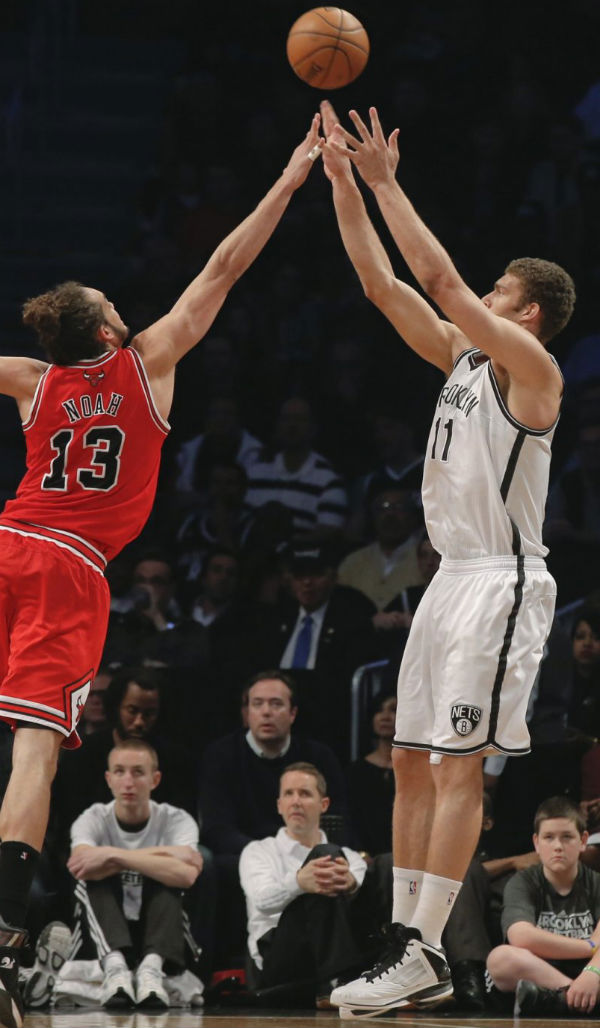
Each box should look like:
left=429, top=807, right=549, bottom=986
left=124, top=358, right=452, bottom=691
left=247, top=679, right=297, bottom=746
left=481, top=274, right=527, bottom=322
left=573, top=619, right=600, bottom=671
left=533, top=817, right=587, bottom=876
left=105, top=749, right=159, bottom=808
left=277, top=771, right=328, bottom=835
left=117, top=683, right=160, bottom=738
left=86, top=288, right=129, bottom=345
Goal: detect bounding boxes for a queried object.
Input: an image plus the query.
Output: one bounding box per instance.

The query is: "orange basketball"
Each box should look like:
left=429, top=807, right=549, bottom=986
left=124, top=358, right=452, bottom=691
left=286, top=7, right=369, bottom=90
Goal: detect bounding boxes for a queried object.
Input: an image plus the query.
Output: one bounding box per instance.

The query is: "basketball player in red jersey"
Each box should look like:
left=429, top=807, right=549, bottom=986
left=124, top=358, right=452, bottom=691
left=0, top=115, right=322, bottom=1028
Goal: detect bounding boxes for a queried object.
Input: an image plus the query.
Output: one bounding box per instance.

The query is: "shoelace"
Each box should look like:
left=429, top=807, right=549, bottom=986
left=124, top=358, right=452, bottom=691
left=363, top=924, right=421, bottom=984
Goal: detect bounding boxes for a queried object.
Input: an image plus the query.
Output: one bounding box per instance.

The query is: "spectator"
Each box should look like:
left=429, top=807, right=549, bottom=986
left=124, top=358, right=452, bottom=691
left=346, top=692, right=396, bottom=857
left=568, top=604, right=600, bottom=741
left=67, top=739, right=202, bottom=1009
left=374, top=533, right=441, bottom=665
left=240, top=762, right=380, bottom=1003
left=175, top=396, right=262, bottom=494
left=487, top=795, right=600, bottom=1018
left=244, top=397, right=348, bottom=543
left=251, top=542, right=377, bottom=753
left=337, top=486, right=424, bottom=610
left=199, top=671, right=349, bottom=966
left=175, top=461, right=250, bottom=588
left=79, top=667, right=112, bottom=737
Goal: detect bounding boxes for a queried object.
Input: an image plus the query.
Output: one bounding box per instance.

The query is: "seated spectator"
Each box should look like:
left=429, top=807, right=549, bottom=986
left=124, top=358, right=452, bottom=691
left=67, top=739, right=202, bottom=1009
left=486, top=796, right=600, bottom=1018
left=199, top=671, right=349, bottom=967
left=374, top=533, right=440, bottom=665
left=240, top=762, right=380, bottom=1003
left=244, top=397, right=348, bottom=543
left=52, top=666, right=198, bottom=857
left=251, top=543, right=377, bottom=753
left=103, top=549, right=208, bottom=672
left=346, top=692, right=396, bottom=856
left=337, top=485, right=424, bottom=611
left=568, top=603, right=600, bottom=742
left=175, top=395, right=262, bottom=494
left=175, top=461, right=250, bottom=589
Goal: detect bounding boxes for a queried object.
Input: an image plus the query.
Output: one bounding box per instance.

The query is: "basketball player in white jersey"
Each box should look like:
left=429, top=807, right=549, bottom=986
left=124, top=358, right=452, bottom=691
left=319, top=101, right=576, bottom=1017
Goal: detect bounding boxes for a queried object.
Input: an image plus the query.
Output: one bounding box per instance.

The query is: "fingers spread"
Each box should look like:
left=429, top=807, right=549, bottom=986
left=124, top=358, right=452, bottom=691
left=348, top=108, right=371, bottom=143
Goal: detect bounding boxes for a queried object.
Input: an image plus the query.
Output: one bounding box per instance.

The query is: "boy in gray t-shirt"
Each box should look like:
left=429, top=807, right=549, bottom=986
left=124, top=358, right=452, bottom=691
left=487, top=795, right=600, bottom=1017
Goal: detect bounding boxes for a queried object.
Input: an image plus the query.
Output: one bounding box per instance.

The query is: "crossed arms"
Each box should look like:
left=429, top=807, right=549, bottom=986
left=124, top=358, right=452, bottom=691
left=68, top=843, right=202, bottom=889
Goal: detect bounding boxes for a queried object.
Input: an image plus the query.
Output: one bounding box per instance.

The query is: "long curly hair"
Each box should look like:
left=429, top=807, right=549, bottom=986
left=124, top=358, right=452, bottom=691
left=22, top=281, right=106, bottom=365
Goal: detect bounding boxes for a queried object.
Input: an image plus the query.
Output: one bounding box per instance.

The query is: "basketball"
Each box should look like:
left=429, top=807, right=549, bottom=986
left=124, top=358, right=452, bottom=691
left=286, top=7, right=369, bottom=90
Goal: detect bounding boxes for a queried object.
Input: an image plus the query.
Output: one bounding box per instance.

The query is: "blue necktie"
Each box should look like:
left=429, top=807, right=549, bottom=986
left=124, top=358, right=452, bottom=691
left=291, top=614, right=313, bottom=669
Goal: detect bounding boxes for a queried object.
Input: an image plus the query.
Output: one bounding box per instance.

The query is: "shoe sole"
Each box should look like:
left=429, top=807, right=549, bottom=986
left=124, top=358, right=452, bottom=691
left=337, top=982, right=454, bottom=1018
left=136, top=991, right=169, bottom=1010
left=103, top=987, right=136, bottom=1010
left=22, top=924, right=72, bottom=1008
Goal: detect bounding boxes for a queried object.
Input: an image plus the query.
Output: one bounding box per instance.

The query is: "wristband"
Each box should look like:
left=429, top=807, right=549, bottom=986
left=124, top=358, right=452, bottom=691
left=584, top=965, right=600, bottom=978
left=587, top=939, right=598, bottom=952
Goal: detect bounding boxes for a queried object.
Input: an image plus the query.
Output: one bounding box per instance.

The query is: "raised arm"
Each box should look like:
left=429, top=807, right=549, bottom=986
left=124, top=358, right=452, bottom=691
left=0, top=356, right=49, bottom=418
left=320, top=101, right=455, bottom=375
left=332, top=108, right=563, bottom=411
left=132, top=114, right=322, bottom=390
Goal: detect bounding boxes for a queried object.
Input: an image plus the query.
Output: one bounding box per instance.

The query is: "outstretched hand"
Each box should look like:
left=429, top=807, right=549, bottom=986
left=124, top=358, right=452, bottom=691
left=320, top=99, right=354, bottom=182
left=282, top=113, right=323, bottom=189
left=329, top=106, right=400, bottom=189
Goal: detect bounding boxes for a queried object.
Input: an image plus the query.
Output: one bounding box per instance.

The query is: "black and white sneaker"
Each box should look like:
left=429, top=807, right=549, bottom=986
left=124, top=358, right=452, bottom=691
left=329, top=923, right=453, bottom=1018
left=0, top=917, right=27, bottom=1028
left=22, top=921, right=72, bottom=1008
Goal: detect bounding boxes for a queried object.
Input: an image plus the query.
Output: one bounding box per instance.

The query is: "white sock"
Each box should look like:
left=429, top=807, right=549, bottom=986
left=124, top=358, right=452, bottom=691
left=102, top=950, right=127, bottom=972
left=410, top=871, right=462, bottom=948
left=138, top=952, right=163, bottom=972
left=392, top=867, right=423, bottom=925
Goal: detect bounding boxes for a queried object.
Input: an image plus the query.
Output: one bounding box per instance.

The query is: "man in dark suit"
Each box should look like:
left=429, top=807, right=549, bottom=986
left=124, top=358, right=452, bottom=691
left=252, top=543, right=377, bottom=757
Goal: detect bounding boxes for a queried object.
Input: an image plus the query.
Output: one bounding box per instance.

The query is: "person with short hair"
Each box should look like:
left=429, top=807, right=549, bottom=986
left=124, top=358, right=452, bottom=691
left=487, top=796, right=600, bottom=1017
left=67, top=738, right=202, bottom=1010
left=319, top=99, right=576, bottom=1016
left=240, top=763, right=378, bottom=1004
left=0, top=115, right=322, bottom=1027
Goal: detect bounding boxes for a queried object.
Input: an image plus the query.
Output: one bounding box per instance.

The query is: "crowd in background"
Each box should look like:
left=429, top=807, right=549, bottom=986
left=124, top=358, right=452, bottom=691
left=1, top=0, right=600, bottom=1001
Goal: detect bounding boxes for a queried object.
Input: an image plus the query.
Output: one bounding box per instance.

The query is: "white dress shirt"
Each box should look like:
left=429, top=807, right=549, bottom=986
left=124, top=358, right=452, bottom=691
left=239, top=826, right=367, bottom=968
left=279, top=602, right=328, bottom=670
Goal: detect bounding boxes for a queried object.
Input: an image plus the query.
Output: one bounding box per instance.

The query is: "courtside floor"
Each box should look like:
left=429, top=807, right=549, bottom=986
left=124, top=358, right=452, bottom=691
left=21, top=1010, right=600, bottom=1027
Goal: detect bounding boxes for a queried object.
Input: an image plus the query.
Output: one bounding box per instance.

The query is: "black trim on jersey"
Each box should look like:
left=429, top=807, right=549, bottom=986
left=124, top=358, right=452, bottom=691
left=392, top=739, right=531, bottom=756
left=500, top=432, right=526, bottom=503
left=486, top=554, right=525, bottom=744
left=487, top=363, right=559, bottom=435
left=452, top=347, right=479, bottom=371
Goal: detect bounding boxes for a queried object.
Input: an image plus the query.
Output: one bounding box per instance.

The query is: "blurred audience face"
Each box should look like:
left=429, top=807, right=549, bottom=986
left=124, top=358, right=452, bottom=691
left=203, top=552, right=239, bottom=605
left=372, top=489, right=419, bottom=547
left=276, top=398, right=315, bottom=452
left=247, top=678, right=297, bottom=748
left=117, top=681, right=160, bottom=739
left=573, top=619, right=600, bottom=677
left=277, top=769, right=328, bottom=836
left=417, top=537, right=441, bottom=583
left=372, top=695, right=397, bottom=741
left=208, top=463, right=247, bottom=508
left=82, top=670, right=111, bottom=733
left=372, top=415, right=415, bottom=466
left=290, top=565, right=336, bottom=612
left=133, top=558, right=174, bottom=613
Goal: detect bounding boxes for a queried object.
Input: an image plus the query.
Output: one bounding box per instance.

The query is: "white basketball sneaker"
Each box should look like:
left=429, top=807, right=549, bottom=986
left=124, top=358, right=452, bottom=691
left=330, top=924, right=453, bottom=1018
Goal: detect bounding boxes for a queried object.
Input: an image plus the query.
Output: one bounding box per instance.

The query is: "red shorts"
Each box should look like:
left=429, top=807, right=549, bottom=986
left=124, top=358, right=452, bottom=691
left=0, top=529, right=110, bottom=748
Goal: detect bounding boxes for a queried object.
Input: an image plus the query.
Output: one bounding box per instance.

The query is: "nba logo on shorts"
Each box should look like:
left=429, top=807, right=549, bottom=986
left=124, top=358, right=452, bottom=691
left=409, top=880, right=417, bottom=895
left=70, top=680, right=91, bottom=727
left=450, top=703, right=482, bottom=737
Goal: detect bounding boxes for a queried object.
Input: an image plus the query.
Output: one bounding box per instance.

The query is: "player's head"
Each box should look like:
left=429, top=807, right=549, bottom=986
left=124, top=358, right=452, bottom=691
left=533, top=796, right=587, bottom=872
left=22, top=281, right=129, bottom=365
left=482, top=259, right=575, bottom=344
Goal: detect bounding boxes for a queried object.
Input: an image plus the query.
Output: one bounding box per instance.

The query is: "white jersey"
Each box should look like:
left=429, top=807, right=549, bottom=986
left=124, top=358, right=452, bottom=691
left=422, top=348, right=558, bottom=561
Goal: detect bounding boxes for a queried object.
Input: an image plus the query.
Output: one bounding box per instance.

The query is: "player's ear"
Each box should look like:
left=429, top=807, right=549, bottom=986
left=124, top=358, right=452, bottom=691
left=520, top=301, right=540, bottom=327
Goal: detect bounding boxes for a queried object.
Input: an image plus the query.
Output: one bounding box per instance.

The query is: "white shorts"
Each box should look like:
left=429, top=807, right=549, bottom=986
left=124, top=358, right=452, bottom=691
left=393, top=556, right=556, bottom=756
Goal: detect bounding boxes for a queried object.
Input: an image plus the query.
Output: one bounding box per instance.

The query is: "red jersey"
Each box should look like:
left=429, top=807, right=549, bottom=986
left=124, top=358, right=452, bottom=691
left=1, top=347, right=169, bottom=571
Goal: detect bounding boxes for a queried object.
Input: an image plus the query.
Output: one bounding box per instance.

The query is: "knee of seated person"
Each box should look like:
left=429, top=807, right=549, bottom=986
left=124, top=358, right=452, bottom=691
left=304, top=842, right=344, bottom=864
left=486, top=944, right=519, bottom=979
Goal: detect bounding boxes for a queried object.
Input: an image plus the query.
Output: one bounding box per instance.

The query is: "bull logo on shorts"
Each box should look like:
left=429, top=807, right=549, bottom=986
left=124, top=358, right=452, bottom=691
left=450, top=703, right=482, bottom=737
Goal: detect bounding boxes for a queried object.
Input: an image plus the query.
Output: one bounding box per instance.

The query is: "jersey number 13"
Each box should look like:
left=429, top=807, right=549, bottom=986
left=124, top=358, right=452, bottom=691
left=42, top=427, right=125, bottom=492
